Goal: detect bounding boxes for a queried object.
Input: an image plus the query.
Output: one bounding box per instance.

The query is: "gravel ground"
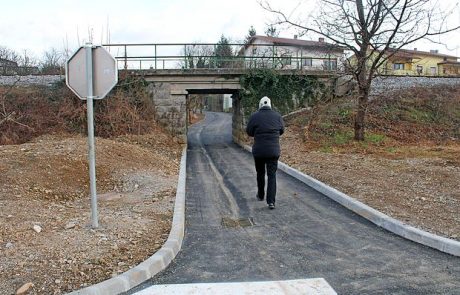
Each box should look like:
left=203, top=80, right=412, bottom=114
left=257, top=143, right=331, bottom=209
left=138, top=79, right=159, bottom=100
left=0, top=133, right=182, bottom=294
left=280, top=128, right=460, bottom=241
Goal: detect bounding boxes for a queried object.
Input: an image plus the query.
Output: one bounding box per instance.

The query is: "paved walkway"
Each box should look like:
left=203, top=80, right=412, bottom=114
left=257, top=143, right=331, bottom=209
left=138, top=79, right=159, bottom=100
left=127, top=112, right=460, bottom=294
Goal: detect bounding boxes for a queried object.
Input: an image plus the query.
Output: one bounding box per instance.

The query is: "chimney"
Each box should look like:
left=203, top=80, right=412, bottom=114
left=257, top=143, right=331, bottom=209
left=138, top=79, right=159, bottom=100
left=430, top=49, right=439, bottom=54
left=318, top=37, right=324, bottom=43
left=413, top=48, right=417, bottom=51
left=294, top=35, right=298, bottom=39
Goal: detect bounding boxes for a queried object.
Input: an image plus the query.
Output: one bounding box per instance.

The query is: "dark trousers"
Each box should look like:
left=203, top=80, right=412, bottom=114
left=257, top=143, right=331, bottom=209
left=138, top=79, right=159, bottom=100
left=254, top=156, right=279, bottom=204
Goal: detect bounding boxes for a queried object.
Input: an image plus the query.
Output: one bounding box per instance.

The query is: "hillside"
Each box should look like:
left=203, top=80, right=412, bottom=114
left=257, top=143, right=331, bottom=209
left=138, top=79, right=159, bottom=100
left=281, top=85, right=460, bottom=241
left=0, top=82, right=183, bottom=294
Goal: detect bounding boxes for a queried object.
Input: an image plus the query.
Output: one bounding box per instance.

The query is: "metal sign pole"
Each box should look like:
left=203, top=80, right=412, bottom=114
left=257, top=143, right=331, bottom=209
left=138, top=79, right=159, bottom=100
left=85, top=43, right=98, bottom=228
left=66, top=44, right=117, bottom=230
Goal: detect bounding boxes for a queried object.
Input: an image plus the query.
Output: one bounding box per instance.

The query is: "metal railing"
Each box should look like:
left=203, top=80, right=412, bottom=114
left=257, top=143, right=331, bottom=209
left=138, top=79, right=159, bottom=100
left=102, top=43, right=340, bottom=71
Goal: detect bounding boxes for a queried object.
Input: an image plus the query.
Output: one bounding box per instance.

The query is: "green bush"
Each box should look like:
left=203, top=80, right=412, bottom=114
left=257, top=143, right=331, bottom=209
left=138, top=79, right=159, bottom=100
left=239, top=69, right=326, bottom=115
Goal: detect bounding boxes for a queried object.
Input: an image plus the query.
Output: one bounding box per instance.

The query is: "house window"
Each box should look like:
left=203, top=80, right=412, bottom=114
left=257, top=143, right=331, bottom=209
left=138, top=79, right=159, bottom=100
left=323, top=59, right=337, bottom=70
left=430, top=67, right=437, bottom=75
left=393, top=63, right=404, bottom=70
left=281, top=54, right=292, bottom=66
left=416, top=65, right=423, bottom=75
left=303, top=58, right=312, bottom=67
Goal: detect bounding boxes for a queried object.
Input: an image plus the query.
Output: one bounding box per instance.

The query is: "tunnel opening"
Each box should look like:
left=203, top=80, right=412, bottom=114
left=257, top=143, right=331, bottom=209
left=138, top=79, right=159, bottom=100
left=185, top=89, right=240, bottom=145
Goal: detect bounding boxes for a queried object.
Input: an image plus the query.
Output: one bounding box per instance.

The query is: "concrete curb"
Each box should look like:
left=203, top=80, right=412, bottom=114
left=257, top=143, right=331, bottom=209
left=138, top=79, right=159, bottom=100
left=69, top=146, right=188, bottom=295
left=240, top=144, right=460, bottom=257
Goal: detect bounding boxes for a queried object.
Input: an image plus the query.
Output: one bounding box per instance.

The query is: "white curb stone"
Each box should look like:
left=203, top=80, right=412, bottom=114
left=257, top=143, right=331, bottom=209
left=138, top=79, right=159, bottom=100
left=241, top=144, right=460, bottom=257
left=69, top=146, right=188, bottom=295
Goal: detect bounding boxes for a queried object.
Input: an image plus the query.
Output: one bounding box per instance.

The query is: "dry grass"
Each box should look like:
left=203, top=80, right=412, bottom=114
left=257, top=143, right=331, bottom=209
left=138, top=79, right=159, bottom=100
left=293, top=85, right=460, bottom=154
left=281, top=85, right=460, bottom=241
left=0, top=77, right=157, bottom=145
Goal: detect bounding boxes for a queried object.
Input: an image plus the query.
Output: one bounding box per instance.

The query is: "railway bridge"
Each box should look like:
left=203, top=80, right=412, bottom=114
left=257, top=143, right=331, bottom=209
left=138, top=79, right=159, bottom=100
left=104, top=43, right=339, bottom=143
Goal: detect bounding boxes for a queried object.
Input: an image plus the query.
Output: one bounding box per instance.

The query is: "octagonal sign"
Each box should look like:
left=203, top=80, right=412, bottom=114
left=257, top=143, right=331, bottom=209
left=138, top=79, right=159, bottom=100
left=66, top=46, right=118, bottom=100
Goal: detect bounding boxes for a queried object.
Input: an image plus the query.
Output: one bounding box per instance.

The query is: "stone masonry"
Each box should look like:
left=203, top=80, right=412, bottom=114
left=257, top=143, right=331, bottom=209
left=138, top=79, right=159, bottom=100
left=147, top=82, right=187, bottom=143
left=336, top=75, right=460, bottom=97
left=370, top=76, right=460, bottom=96
left=0, top=75, right=63, bottom=86
left=232, top=92, right=248, bottom=146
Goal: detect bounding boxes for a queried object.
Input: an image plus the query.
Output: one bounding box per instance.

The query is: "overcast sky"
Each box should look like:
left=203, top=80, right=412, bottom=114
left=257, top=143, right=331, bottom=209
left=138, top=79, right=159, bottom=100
left=1, top=0, right=459, bottom=60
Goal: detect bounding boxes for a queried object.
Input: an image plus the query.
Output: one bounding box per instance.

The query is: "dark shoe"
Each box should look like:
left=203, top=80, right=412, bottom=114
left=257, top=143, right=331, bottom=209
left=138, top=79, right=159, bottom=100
left=256, top=193, right=264, bottom=201
left=268, top=203, right=275, bottom=209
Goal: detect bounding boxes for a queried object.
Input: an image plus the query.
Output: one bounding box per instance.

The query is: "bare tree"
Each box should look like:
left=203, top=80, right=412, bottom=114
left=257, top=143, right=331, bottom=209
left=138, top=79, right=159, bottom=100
left=262, top=0, right=460, bottom=140
left=0, top=46, right=20, bottom=63
left=180, top=43, right=214, bottom=69
left=40, top=47, right=63, bottom=75
left=17, top=49, right=38, bottom=75
left=18, top=49, right=36, bottom=67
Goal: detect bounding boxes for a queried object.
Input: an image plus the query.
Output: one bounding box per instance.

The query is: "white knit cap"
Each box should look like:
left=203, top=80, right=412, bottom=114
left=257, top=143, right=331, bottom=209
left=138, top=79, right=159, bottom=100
left=259, top=96, right=272, bottom=109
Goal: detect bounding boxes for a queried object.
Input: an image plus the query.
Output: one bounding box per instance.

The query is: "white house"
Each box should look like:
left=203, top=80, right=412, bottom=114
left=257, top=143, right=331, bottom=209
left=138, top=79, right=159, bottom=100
left=240, top=35, right=344, bottom=71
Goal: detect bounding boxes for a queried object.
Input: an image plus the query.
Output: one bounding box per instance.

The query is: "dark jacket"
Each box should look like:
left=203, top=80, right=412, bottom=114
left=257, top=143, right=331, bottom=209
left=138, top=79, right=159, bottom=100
left=246, top=106, right=285, bottom=158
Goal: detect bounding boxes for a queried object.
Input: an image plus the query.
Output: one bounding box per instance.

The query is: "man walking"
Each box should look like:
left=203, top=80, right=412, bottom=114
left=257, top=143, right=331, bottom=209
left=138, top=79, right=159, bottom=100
left=246, top=96, right=284, bottom=209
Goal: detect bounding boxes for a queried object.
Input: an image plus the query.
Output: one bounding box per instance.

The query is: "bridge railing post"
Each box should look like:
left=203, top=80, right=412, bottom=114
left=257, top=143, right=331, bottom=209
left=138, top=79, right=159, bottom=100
left=184, top=45, right=187, bottom=69
left=214, top=44, right=217, bottom=68
left=124, top=45, right=127, bottom=70
left=300, top=49, right=303, bottom=70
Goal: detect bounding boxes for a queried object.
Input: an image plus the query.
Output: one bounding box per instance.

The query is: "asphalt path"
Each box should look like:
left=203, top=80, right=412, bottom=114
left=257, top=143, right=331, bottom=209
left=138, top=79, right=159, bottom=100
left=127, top=112, right=459, bottom=294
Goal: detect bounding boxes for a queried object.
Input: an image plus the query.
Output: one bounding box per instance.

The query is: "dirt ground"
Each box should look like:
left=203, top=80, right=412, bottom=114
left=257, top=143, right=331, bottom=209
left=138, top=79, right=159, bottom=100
left=0, top=132, right=182, bottom=294
left=1, top=103, right=458, bottom=294
left=280, top=128, right=460, bottom=241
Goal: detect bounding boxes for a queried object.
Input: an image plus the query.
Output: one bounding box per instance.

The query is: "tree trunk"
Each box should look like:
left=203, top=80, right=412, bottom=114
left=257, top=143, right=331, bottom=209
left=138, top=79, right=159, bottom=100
left=354, top=87, right=369, bottom=141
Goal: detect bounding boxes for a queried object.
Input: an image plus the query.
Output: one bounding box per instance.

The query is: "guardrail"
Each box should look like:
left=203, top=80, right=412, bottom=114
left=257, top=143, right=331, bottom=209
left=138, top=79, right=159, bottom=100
left=102, top=43, right=340, bottom=71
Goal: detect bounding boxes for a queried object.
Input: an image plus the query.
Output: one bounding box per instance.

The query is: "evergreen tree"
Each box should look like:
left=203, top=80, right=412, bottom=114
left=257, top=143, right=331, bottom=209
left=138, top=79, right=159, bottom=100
left=265, top=25, right=279, bottom=37
left=214, top=35, right=233, bottom=68
left=245, top=26, right=257, bottom=44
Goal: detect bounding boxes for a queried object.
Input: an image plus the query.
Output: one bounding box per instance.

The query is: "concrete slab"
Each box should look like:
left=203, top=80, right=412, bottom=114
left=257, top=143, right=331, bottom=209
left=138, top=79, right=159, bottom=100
left=133, top=278, right=337, bottom=295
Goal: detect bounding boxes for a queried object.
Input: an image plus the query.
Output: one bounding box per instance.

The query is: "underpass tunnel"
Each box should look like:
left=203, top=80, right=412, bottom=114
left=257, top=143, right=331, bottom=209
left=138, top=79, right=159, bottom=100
left=185, top=89, right=240, bottom=143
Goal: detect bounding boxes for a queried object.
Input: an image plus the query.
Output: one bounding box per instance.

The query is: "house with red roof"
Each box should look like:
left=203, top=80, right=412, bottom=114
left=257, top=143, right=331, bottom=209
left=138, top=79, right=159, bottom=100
left=240, top=35, right=344, bottom=71
left=380, top=48, right=460, bottom=76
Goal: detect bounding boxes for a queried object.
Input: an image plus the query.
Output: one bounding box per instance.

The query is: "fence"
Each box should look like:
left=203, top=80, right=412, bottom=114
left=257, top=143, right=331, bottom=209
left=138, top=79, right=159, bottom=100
left=102, top=43, right=340, bottom=71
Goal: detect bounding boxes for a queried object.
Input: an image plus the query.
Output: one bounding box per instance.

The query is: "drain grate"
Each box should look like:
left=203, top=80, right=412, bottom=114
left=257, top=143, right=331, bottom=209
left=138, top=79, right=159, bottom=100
left=221, top=217, right=254, bottom=228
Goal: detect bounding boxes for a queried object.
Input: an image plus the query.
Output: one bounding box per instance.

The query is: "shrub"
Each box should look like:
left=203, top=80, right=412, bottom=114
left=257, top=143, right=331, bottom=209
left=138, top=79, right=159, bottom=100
left=0, top=76, right=157, bottom=145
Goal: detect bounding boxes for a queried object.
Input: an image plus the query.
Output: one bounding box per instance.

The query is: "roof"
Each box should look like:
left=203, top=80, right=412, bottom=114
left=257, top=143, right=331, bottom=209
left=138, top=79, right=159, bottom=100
left=0, top=58, right=18, bottom=65
left=0, top=58, right=18, bottom=67
left=437, top=61, right=460, bottom=65
left=244, top=35, right=344, bottom=52
left=385, top=48, right=458, bottom=60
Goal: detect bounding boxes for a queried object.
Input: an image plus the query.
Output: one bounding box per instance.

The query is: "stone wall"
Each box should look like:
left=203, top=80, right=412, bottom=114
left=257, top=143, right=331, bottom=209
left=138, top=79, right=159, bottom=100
left=0, top=75, right=63, bottom=86
left=370, top=76, right=460, bottom=96
left=147, top=82, right=187, bottom=143
left=232, top=93, right=248, bottom=146
left=336, top=75, right=460, bottom=97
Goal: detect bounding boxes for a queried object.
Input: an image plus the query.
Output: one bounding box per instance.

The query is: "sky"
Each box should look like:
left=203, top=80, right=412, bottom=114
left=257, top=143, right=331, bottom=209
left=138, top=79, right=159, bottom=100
left=1, top=0, right=459, bottom=61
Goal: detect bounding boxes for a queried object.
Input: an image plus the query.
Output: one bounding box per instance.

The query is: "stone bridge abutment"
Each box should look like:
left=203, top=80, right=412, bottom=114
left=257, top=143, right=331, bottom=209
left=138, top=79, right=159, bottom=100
left=141, top=69, right=243, bottom=143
